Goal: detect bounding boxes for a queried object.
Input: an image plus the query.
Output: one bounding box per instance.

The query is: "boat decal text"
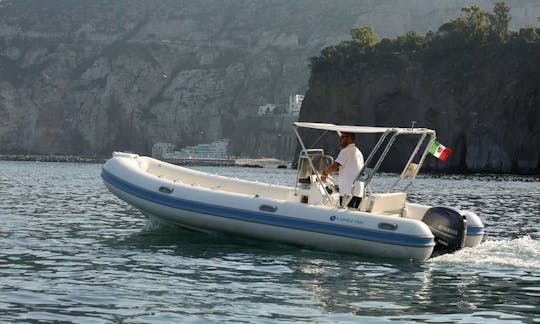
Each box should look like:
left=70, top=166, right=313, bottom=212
left=330, top=215, right=364, bottom=225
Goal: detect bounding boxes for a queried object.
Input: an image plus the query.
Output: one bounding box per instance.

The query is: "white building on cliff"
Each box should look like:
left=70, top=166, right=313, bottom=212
left=256, top=94, right=303, bottom=116
left=257, top=104, right=277, bottom=116
left=287, top=94, right=303, bottom=116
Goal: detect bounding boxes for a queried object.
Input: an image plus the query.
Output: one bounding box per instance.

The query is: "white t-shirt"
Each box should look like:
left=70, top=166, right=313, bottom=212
left=335, top=143, right=364, bottom=196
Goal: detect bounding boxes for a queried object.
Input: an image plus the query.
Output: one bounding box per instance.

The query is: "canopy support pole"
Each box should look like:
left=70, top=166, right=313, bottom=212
left=293, top=125, right=335, bottom=205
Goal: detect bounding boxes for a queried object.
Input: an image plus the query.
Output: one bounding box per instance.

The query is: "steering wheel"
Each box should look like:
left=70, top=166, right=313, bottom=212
left=323, top=174, right=339, bottom=193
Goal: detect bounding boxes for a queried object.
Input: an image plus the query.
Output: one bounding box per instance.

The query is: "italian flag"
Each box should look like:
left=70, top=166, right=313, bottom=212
left=429, top=140, right=452, bottom=161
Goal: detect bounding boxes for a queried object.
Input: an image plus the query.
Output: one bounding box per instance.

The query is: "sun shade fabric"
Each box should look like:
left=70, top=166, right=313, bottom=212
left=293, top=122, right=435, bottom=135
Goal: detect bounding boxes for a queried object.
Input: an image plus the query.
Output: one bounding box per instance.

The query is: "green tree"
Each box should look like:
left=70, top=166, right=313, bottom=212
left=350, top=26, right=379, bottom=50
left=310, top=2, right=540, bottom=76
left=397, top=30, right=426, bottom=52
left=438, top=5, right=492, bottom=45
left=491, top=1, right=511, bottom=41
left=460, top=5, right=493, bottom=43
left=517, top=27, right=540, bottom=43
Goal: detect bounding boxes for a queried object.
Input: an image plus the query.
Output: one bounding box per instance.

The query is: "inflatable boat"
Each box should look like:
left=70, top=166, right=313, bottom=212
left=102, top=122, right=484, bottom=261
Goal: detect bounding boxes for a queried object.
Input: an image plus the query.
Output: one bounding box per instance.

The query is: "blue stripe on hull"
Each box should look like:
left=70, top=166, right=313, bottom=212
left=101, top=169, right=435, bottom=248
left=467, top=227, right=485, bottom=235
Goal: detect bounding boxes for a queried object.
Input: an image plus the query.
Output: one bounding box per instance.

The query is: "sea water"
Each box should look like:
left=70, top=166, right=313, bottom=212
left=0, top=161, right=539, bottom=323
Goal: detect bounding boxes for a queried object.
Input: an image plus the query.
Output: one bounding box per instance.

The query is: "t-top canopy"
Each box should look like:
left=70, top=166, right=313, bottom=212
left=293, top=122, right=435, bottom=135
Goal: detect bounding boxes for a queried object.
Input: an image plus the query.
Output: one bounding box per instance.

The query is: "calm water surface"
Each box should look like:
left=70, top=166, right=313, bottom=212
left=0, top=161, right=539, bottom=323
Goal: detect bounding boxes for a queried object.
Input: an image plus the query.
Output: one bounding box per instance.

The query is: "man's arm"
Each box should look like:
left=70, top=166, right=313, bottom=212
left=321, top=161, right=340, bottom=182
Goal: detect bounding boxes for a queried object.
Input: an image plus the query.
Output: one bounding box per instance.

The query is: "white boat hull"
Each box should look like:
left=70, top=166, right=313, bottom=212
left=102, top=153, right=484, bottom=262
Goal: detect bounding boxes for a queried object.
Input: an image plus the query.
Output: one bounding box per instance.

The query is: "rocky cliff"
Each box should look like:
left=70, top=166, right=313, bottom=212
left=0, top=0, right=539, bottom=161
left=300, top=42, right=540, bottom=174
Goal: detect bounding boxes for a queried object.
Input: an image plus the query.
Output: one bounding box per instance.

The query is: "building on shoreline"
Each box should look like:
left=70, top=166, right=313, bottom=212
left=152, top=139, right=230, bottom=160
left=151, top=143, right=176, bottom=159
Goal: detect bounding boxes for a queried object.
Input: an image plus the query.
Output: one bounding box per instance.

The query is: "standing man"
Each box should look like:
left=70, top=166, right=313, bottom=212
left=320, top=132, right=364, bottom=208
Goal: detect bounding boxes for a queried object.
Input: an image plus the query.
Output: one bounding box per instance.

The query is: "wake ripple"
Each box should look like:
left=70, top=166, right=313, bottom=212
left=430, top=236, right=540, bottom=270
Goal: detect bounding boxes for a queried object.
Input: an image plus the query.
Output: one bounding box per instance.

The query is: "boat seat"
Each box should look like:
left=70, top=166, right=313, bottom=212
left=360, top=192, right=407, bottom=215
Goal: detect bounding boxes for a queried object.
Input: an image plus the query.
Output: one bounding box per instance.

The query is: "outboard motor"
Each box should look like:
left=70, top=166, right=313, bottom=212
left=422, top=206, right=467, bottom=256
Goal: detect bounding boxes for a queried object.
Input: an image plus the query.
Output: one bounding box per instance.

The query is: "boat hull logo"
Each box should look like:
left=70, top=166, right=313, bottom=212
left=330, top=215, right=364, bottom=225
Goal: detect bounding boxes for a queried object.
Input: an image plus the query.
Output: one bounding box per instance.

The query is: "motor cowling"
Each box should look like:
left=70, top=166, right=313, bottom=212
left=422, top=206, right=467, bottom=256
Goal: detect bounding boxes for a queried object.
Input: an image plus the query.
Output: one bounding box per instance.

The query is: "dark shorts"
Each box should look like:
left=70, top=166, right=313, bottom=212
left=340, top=196, right=362, bottom=209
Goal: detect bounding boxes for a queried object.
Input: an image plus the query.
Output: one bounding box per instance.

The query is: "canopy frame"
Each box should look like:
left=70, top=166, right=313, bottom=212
left=293, top=122, right=437, bottom=196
